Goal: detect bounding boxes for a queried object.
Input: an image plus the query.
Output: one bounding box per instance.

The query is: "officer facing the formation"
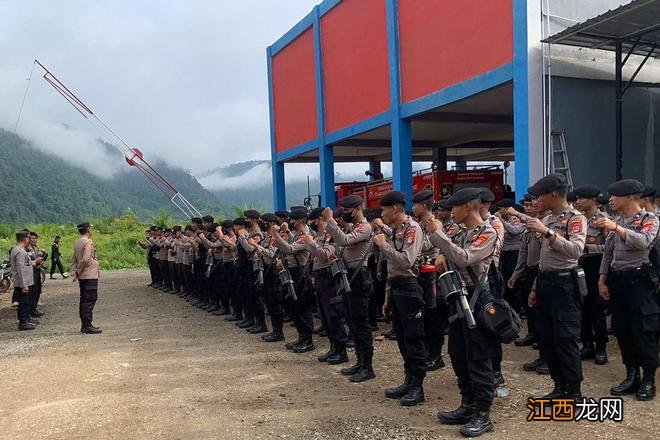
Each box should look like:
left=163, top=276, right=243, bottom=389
left=374, top=191, right=426, bottom=406
left=598, top=179, right=659, bottom=401
left=323, top=195, right=376, bottom=383
left=71, top=222, right=102, bottom=334
left=573, top=185, right=609, bottom=365
left=426, top=187, right=499, bottom=437
left=526, top=173, right=587, bottom=399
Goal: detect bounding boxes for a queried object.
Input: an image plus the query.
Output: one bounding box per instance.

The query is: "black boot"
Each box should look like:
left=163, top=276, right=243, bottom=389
left=237, top=318, right=255, bottom=329
left=318, top=343, right=336, bottom=362
left=580, top=344, right=595, bottom=360
left=248, top=322, right=268, bottom=334
left=635, top=367, right=656, bottom=401
left=225, top=314, right=239, bottom=322
left=385, top=372, right=411, bottom=399
left=286, top=338, right=302, bottom=350
left=292, top=338, right=315, bottom=353
left=523, top=357, right=544, bottom=372
left=18, top=321, right=37, bottom=331
left=399, top=376, right=424, bottom=406
left=594, top=344, right=608, bottom=365
left=610, top=366, right=641, bottom=395
left=81, top=325, right=102, bottom=334
left=438, top=402, right=474, bottom=425
left=262, top=331, right=285, bottom=342
left=424, top=355, right=445, bottom=371
left=349, top=356, right=375, bottom=383
left=340, top=351, right=362, bottom=376
left=327, top=343, right=349, bottom=365
left=542, top=381, right=566, bottom=399
left=564, top=382, right=582, bottom=400
left=459, top=411, right=494, bottom=437
left=515, top=333, right=536, bottom=347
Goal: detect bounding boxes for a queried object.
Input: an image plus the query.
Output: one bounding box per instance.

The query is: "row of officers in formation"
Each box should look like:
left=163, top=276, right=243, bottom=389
left=141, top=174, right=659, bottom=438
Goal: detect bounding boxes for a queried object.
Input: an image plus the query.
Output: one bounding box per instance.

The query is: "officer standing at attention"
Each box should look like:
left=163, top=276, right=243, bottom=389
left=12, top=230, right=40, bottom=331
left=526, top=174, right=587, bottom=399
left=323, top=195, right=376, bottom=383
left=375, top=191, right=426, bottom=406
left=573, top=185, right=609, bottom=365
left=597, top=179, right=659, bottom=401
left=71, top=222, right=102, bottom=334
left=426, top=187, right=498, bottom=437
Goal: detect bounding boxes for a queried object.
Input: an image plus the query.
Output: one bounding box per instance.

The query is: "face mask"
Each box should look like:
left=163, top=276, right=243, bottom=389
left=310, top=223, right=319, bottom=232
left=342, top=211, right=354, bottom=223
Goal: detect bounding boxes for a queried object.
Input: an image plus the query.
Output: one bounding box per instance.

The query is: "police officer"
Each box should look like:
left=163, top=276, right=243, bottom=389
left=12, top=230, right=39, bottom=331
left=71, top=222, right=102, bottom=334
left=426, top=187, right=499, bottom=437
left=495, top=198, right=525, bottom=314
left=237, top=210, right=268, bottom=334
left=574, top=185, right=609, bottom=365
left=526, top=174, right=587, bottom=399
left=597, top=179, right=659, bottom=401
left=375, top=191, right=426, bottom=406
left=228, top=217, right=249, bottom=324
left=27, top=232, right=46, bottom=318
left=323, top=195, right=376, bottom=383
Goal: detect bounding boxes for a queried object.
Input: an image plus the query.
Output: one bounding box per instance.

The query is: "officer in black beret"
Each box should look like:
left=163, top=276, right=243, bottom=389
left=494, top=197, right=525, bottom=319
left=596, top=179, right=659, bottom=400
left=641, top=187, right=658, bottom=216
left=322, top=195, right=376, bottom=382
left=364, top=207, right=387, bottom=327
left=526, top=173, right=587, bottom=399
left=223, top=217, right=247, bottom=322
left=567, top=191, right=578, bottom=205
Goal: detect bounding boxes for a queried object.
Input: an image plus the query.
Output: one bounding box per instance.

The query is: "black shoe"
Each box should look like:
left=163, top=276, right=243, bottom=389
left=611, top=366, right=641, bottom=395
left=313, top=325, right=324, bottom=334
left=224, top=314, right=239, bottom=322
left=438, top=404, right=474, bottom=425
left=262, top=332, right=285, bottom=342
left=318, top=344, right=336, bottom=362
left=286, top=339, right=302, bottom=350
left=349, top=367, right=376, bottom=383
left=523, top=357, right=544, bottom=372
left=292, top=341, right=315, bottom=353
left=400, top=386, right=424, bottom=406
left=28, top=318, right=40, bottom=325
left=206, top=304, right=220, bottom=313
left=211, top=308, right=226, bottom=316
left=326, top=348, right=349, bottom=365
left=340, top=363, right=361, bottom=376
left=237, top=319, right=255, bottom=329
left=49, top=276, right=56, bottom=280
left=542, top=382, right=566, bottom=399
left=318, top=328, right=328, bottom=337
left=18, top=322, right=37, bottom=331
left=535, top=363, right=550, bottom=375
left=424, top=355, right=445, bottom=371
left=81, top=326, right=102, bottom=334
left=580, top=345, right=595, bottom=360
left=594, top=350, right=608, bottom=365
left=564, top=382, right=582, bottom=401
left=346, top=338, right=356, bottom=348
left=515, top=334, right=536, bottom=347
left=459, top=412, right=494, bottom=438
left=31, top=309, right=44, bottom=317
left=635, top=369, right=656, bottom=401
left=248, top=323, right=268, bottom=334
left=385, top=331, right=397, bottom=341
left=385, top=374, right=411, bottom=399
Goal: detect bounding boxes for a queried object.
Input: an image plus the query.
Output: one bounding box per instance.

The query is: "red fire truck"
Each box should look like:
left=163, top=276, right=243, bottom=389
left=335, top=168, right=506, bottom=209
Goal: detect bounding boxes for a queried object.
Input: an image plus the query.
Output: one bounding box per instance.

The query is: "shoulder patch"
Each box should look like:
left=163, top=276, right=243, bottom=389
left=570, top=218, right=583, bottom=234
left=472, top=233, right=490, bottom=248
left=642, top=221, right=654, bottom=233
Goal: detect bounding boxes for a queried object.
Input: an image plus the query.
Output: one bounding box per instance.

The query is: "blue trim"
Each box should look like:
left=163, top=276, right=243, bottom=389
left=275, top=138, right=319, bottom=162
left=386, top=0, right=412, bottom=205
left=513, top=0, right=529, bottom=195
left=270, top=11, right=315, bottom=56
left=400, top=62, right=514, bottom=119
left=267, top=47, right=286, bottom=211
left=318, top=0, right=342, bottom=16
left=324, top=111, right=391, bottom=144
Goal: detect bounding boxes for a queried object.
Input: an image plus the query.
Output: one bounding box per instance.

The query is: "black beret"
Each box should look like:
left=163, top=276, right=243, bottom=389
left=164, top=228, right=172, bottom=233
left=202, top=215, right=214, bottom=223
left=522, top=193, right=535, bottom=203
left=339, top=195, right=364, bottom=208
left=530, top=173, right=568, bottom=196
left=514, top=203, right=525, bottom=213
left=243, top=210, right=260, bottom=219
left=290, top=208, right=308, bottom=220
left=309, top=207, right=324, bottom=220
left=607, top=179, right=645, bottom=197
left=495, top=198, right=515, bottom=208
left=642, top=186, right=657, bottom=198
left=436, top=198, right=453, bottom=211
left=567, top=191, right=577, bottom=202
left=448, top=188, right=482, bottom=206
left=412, top=190, right=434, bottom=204
left=573, top=185, right=601, bottom=199
left=221, top=220, right=234, bottom=229
left=290, top=206, right=306, bottom=211
left=365, top=208, right=382, bottom=222
left=379, top=191, right=406, bottom=207
left=233, top=217, right=245, bottom=226
left=260, top=213, right=279, bottom=224
left=172, top=225, right=182, bottom=232
left=596, top=194, right=609, bottom=205
left=479, top=188, right=495, bottom=202
left=184, top=225, right=193, bottom=231
left=191, top=217, right=203, bottom=225
left=275, top=211, right=290, bottom=219
left=208, top=223, right=219, bottom=231
left=77, top=222, right=91, bottom=233
left=16, top=231, right=30, bottom=241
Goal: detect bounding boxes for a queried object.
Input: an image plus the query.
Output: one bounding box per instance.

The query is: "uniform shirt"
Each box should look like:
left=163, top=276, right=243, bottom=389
left=599, top=209, right=659, bottom=274
left=27, top=244, right=45, bottom=268
left=221, top=234, right=237, bottom=263
left=155, top=238, right=168, bottom=260
left=539, top=208, right=587, bottom=272
left=501, top=215, right=524, bottom=251
left=429, top=222, right=497, bottom=286
left=199, top=234, right=223, bottom=260
left=273, top=226, right=311, bottom=267
left=306, top=230, right=337, bottom=271
left=178, top=236, right=197, bottom=265
left=174, top=236, right=186, bottom=264
left=237, top=229, right=264, bottom=262
left=486, top=215, right=504, bottom=267
left=326, top=217, right=372, bottom=269
left=511, top=229, right=542, bottom=281
left=253, top=233, right=279, bottom=265
left=71, top=236, right=100, bottom=280
left=377, top=217, right=423, bottom=279
left=444, top=219, right=464, bottom=241
left=583, top=210, right=608, bottom=256
left=10, top=245, right=34, bottom=288
left=166, top=239, right=177, bottom=263
left=417, top=212, right=439, bottom=261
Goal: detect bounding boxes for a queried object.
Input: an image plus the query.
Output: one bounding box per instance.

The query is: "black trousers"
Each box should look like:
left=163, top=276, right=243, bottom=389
left=158, top=260, right=170, bottom=288
left=182, top=264, right=193, bottom=293
left=15, top=286, right=33, bottom=323
left=390, top=277, right=427, bottom=379
left=248, top=267, right=265, bottom=324
left=501, top=250, right=521, bottom=313
left=289, top=266, right=315, bottom=340
left=31, top=267, right=43, bottom=314
left=147, top=254, right=159, bottom=284
left=207, top=260, right=222, bottom=305
left=536, top=271, right=583, bottom=385
left=223, top=262, right=240, bottom=315
left=315, top=268, right=348, bottom=344
left=580, top=256, right=608, bottom=349
left=344, top=267, right=374, bottom=367
left=78, top=279, right=99, bottom=326
left=608, top=268, right=659, bottom=369
left=264, top=271, right=284, bottom=333
left=521, top=266, right=538, bottom=335
left=50, top=258, right=65, bottom=277
left=419, top=271, right=448, bottom=359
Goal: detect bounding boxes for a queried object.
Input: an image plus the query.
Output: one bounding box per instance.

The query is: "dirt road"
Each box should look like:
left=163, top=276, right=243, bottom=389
left=0, top=270, right=657, bottom=439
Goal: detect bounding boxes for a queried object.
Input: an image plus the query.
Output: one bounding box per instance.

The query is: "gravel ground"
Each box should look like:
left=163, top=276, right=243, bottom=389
left=0, top=270, right=657, bottom=439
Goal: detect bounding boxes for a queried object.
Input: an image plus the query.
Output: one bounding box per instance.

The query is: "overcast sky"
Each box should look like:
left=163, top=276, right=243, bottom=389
left=0, top=0, right=328, bottom=181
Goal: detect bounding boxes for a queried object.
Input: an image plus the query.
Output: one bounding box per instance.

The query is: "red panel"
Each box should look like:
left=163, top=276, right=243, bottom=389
left=398, top=0, right=513, bottom=103
left=272, top=28, right=317, bottom=152
left=321, top=0, right=390, bottom=133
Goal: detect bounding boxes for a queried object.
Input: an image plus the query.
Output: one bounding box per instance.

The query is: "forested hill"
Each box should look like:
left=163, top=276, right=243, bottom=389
left=0, top=129, right=224, bottom=223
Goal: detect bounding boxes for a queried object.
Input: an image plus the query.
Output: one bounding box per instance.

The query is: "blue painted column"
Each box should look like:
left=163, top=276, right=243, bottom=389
left=386, top=0, right=413, bottom=205
left=314, top=6, right=336, bottom=208
left=512, top=0, right=530, bottom=195
left=267, top=46, right=286, bottom=210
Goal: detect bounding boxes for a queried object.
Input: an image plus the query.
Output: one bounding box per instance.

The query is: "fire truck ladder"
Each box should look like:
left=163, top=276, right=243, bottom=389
left=551, top=130, right=573, bottom=190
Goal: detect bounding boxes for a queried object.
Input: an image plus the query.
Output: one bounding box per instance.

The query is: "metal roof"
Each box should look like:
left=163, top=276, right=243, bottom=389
left=542, top=0, right=660, bottom=57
